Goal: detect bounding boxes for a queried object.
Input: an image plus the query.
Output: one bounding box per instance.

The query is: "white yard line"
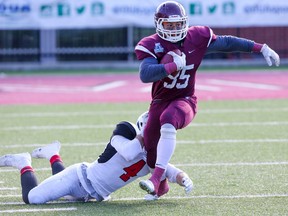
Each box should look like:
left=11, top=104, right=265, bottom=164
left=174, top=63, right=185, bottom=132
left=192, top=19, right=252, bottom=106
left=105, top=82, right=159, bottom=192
left=0, top=207, right=77, bottom=213
left=1, top=138, right=287, bottom=149
left=0, top=187, right=18, bottom=191
left=174, top=161, right=288, bottom=167
left=0, top=195, right=21, bottom=198
left=1, top=121, right=287, bottom=131
left=0, top=124, right=115, bottom=131
left=189, top=121, right=288, bottom=127
left=5, top=138, right=288, bottom=149
left=117, top=193, right=288, bottom=201
left=177, top=138, right=288, bottom=144
left=1, top=107, right=288, bottom=118
left=0, top=161, right=287, bottom=174
left=0, top=168, right=50, bottom=173
left=1, top=111, right=140, bottom=118
left=0, top=194, right=286, bottom=205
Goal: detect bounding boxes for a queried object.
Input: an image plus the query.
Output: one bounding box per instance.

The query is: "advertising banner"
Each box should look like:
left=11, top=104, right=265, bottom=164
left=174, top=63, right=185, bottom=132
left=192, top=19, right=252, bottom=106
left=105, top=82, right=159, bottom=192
left=1, top=0, right=288, bottom=29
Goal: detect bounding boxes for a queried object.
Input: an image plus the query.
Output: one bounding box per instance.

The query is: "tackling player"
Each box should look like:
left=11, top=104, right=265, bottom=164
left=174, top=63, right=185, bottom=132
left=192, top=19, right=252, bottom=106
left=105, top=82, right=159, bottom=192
left=135, top=1, right=280, bottom=195
left=0, top=113, right=193, bottom=204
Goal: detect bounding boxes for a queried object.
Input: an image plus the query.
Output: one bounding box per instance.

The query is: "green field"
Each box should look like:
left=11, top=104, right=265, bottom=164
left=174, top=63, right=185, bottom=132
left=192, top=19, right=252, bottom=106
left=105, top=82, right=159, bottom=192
left=0, top=99, right=287, bottom=215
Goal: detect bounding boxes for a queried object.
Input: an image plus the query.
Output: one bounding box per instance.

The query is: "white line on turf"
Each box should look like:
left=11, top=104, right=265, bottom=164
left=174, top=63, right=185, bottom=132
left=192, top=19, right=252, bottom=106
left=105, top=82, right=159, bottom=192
left=0, top=168, right=50, bottom=173
left=0, top=187, right=18, bottom=191
left=0, top=194, right=287, bottom=205
left=0, top=195, right=21, bottom=198
left=175, top=161, right=288, bottom=167
left=0, top=200, right=81, bottom=205
left=116, top=194, right=288, bottom=201
left=1, top=121, right=288, bottom=131
left=0, top=207, right=77, bottom=213
left=1, top=138, right=287, bottom=149
left=0, top=161, right=287, bottom=174
left=1, top=108, right=288, bottom=118
left=177, top=138, right=288, bottom=144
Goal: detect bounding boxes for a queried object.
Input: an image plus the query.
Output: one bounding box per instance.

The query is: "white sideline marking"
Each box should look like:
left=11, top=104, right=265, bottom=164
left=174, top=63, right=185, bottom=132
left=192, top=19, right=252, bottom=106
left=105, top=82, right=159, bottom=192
left=208, top=79, right=281, bottom=90
left=1, top=107, right=288, bottom=118
left=91, top=81, right=126, bottom=92
left=1, top=138, right=287, bottom=149
left=0, top=161, right=287, bottom=173
left=1, top=121, right=288, bottom=131
left=0, top=207, right=77, bottom=213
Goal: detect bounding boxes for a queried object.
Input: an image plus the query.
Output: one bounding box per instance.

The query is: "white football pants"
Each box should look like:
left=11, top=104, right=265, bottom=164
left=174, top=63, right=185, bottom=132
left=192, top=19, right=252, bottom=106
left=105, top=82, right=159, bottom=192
left=28, top=163, right=88, bottom=204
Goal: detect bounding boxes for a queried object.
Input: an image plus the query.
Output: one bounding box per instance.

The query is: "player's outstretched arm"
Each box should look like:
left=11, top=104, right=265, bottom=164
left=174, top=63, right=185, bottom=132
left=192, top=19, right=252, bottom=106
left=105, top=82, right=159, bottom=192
left=207, top=36, right=280, bottom=67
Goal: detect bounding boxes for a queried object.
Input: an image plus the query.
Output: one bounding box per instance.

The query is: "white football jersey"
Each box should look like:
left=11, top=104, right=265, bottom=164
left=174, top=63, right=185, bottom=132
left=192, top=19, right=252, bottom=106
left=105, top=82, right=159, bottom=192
left=86, top=135, right=150, bottom=199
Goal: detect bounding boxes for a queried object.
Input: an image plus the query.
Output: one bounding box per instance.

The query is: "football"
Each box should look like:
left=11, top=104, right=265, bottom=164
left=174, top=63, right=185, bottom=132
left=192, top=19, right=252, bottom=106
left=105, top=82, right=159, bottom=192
left=160, top=49, right=182, bottom=77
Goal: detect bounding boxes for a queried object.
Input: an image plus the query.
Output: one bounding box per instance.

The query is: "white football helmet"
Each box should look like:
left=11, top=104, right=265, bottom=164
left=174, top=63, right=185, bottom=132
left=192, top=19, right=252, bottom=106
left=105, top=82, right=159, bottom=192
left=154, top=1, right=189, bottom=43
left=136, top=111, right=149, bottom=135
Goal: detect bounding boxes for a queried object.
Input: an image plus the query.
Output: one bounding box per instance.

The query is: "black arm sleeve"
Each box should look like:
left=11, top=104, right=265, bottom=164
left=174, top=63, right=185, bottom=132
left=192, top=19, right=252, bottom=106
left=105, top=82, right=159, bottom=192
left=139, top=57, right=168, bottom=83
left=98, top=121, right=137, bottom=163
left=206, top=35, right=255, bottom=54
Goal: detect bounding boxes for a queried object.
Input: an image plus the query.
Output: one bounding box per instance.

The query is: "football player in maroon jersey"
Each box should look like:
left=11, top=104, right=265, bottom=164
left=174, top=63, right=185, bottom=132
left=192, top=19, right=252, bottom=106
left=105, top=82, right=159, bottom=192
left=135, top=1, right=280, bottom=195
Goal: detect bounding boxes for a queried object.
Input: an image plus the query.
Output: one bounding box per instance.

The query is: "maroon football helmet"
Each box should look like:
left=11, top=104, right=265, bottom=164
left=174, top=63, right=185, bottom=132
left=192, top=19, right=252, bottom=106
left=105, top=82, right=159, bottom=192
left=154, top=1, right=188, bottom=43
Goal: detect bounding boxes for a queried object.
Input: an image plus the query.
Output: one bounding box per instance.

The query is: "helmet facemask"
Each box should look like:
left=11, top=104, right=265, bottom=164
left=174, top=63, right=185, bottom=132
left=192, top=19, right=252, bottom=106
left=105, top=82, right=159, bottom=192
left=155, top=16, right=188, bottom=43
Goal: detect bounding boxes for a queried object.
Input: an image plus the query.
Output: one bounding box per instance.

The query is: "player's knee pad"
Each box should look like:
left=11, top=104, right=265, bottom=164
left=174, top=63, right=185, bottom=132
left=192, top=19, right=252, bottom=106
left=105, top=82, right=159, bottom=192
left=160, top=123, right=176, bottom=139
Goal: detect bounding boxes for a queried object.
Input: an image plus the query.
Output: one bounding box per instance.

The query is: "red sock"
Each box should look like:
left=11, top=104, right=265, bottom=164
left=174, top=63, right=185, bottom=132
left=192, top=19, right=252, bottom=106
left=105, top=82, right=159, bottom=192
left=20, top=166, right=34, bottom=175
left=50, top=154, right=63, bottom=166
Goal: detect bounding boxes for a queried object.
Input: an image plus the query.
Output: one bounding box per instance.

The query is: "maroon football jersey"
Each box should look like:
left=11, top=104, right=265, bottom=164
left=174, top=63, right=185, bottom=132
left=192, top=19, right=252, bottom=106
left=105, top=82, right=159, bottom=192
left=135, top=26, right=216, bottom=102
